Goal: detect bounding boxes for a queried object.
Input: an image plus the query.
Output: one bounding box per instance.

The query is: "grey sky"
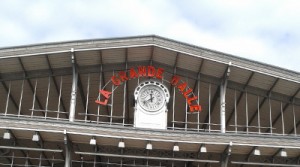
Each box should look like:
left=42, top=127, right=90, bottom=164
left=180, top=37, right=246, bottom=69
left=1, top=0, right=300, bottom=72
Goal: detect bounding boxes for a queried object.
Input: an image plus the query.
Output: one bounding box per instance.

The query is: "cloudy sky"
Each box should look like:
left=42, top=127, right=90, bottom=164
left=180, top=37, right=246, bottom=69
left=1, top=0, right=300, bottom=72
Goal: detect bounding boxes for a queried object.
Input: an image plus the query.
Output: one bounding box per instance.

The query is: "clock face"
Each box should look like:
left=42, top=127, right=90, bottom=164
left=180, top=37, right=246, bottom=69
left=138, top=85, right=165, bottom=112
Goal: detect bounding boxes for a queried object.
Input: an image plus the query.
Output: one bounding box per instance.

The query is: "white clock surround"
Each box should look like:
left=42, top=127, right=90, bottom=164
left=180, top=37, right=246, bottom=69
left=134, top=80, right=170, bottom=130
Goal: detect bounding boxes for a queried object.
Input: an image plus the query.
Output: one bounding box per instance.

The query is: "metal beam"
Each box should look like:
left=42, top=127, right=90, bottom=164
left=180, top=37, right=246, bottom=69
left=45, top=55, right=68, bottom=118
left=0, top=145, right=63, bottom=153
left=231, top=161, right=300, bottom=166
left=75, top=151, right=220, bottom=163
left=246, top=78, right=280, bottom=131
left=18, top=57, right=45, bottom=116
left=226, top=72, right=255, bottom=126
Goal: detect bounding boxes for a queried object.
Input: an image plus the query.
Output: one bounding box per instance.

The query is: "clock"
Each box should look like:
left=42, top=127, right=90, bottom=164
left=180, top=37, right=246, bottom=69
left=138, top=85, right=165, bottom=112
left=134, top=80, right=170, bottom=129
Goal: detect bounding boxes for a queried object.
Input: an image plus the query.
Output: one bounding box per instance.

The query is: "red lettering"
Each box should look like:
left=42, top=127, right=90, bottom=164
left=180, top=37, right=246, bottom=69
left=111, top=75, right=121, bottom=86
left=95, top=99, right=108, bottom=105
left=183, top=88, right=193, bottom=98
left=177, top=82, right=187, bottom=92
left=187, top=96, right=198, bottom=105
left=156, top=68, right=164, bottom=79
left=138, top=66, right=147, bottom=77
left=95, top=89, right=112, bottom=106
left=171, top=75, right=180, bottom=86
left=129, top=68, right=138, bottom=79
left=99, top=89, right=112, bottom=99
left=118, top=71, right=128, bottom=82
left=189, top=105, right=202, bottom=112
left=147, top=66, right=156, bottom=77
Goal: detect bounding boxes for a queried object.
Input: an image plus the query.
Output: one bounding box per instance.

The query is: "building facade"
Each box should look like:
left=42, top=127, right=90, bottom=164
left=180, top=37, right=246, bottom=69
left=0, top=35, right=300, bottom=167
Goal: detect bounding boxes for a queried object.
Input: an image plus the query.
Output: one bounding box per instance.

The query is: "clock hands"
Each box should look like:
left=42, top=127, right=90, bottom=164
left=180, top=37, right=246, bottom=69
left=143, top=93, right=154, bottom=105
left=150, top=93, right=154, bottom=102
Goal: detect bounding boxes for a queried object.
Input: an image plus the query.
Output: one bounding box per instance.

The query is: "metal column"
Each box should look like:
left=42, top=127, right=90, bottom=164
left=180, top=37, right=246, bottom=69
left=69, top=48, right=78, bottom=122
left=220, top=62, right=231, bottom=133
left=64, top=130, right=72, bottom=167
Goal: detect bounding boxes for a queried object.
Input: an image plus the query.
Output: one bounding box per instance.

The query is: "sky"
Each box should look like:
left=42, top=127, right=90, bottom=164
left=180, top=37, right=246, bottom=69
left=1, top=0, right=300, bottom=72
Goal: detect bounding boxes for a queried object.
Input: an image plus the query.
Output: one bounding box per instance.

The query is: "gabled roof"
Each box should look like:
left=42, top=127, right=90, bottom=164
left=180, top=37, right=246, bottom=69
left=0, top=35, right=300, bottom=83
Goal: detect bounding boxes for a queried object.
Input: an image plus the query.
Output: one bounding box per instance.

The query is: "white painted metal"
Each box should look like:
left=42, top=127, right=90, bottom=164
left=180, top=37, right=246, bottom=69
left=4, top=82, right=11, bottom=116
left=69, top=50, right=77, bottom=122
left=57, top=76, right=63, bottom=119
left=257, top=96, right=261, bottom=134
left=17, top=80, right=24, bottom=117
left=45, top=76, right=51, bottom=119
left=234, top=90, right=237, bottom=133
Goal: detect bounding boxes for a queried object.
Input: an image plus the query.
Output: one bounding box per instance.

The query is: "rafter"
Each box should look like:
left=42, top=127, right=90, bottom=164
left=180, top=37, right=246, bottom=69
left=18, top=57, right=45, bottom=116
left=0, top=77, right=20, bottom=114
left=269, top=86, right=300, bottom=133
left=45, top=55, right=68, bottom=118
left=246, top=78, right=280, bottom=131
left=226, top=72, right=255, bottom=127
left=167, top=52, right=179, bottom=128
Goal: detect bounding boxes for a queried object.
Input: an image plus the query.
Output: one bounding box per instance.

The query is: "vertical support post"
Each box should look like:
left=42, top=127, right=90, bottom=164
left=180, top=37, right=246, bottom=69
left=220, top=84, right=226, bottom=133
left=38, top=153, right=42, bottom=167
left=18, top=79, right=25, bottom=117
left=97, top=52, right=103, bottom=124
left=234, top=90, right=237, bottom=133
left=197, top=76, right=200, bottom=132
left=292, top=104, right=297, bottom=136
left=4, top=81, right=11, bottom=116
left=281, top=102, right=285, bottom=135
left=64, top=130, right=72, bottom=167
left=69, top=48, right=78, bottom=122
left=51, top=152, right=55, bottom=167
left=208, top=83, right=211, bottom=132
left=268, top=98, right=273, bottom=134
left=85, top=74, right=90, bottom=122
left=25, top=151, right=29, bottom=166
left=10, top=152, right=14, bottom=167
left=257, top=96, right=261, bottom=134
left=185, top=79, right=188, bottom=131
left=110, top=71, right=115, bottom=125
left=45, top=76, right=51, bottom=119
left=220, top=62, right=230, bottom=133
left=172, top=86, right=176, bottom=130
left=31, top=80, right=37, bottom=118
left=57, top=76, right=63, bottom=120
left=245, top=91, right=249, bottom=134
